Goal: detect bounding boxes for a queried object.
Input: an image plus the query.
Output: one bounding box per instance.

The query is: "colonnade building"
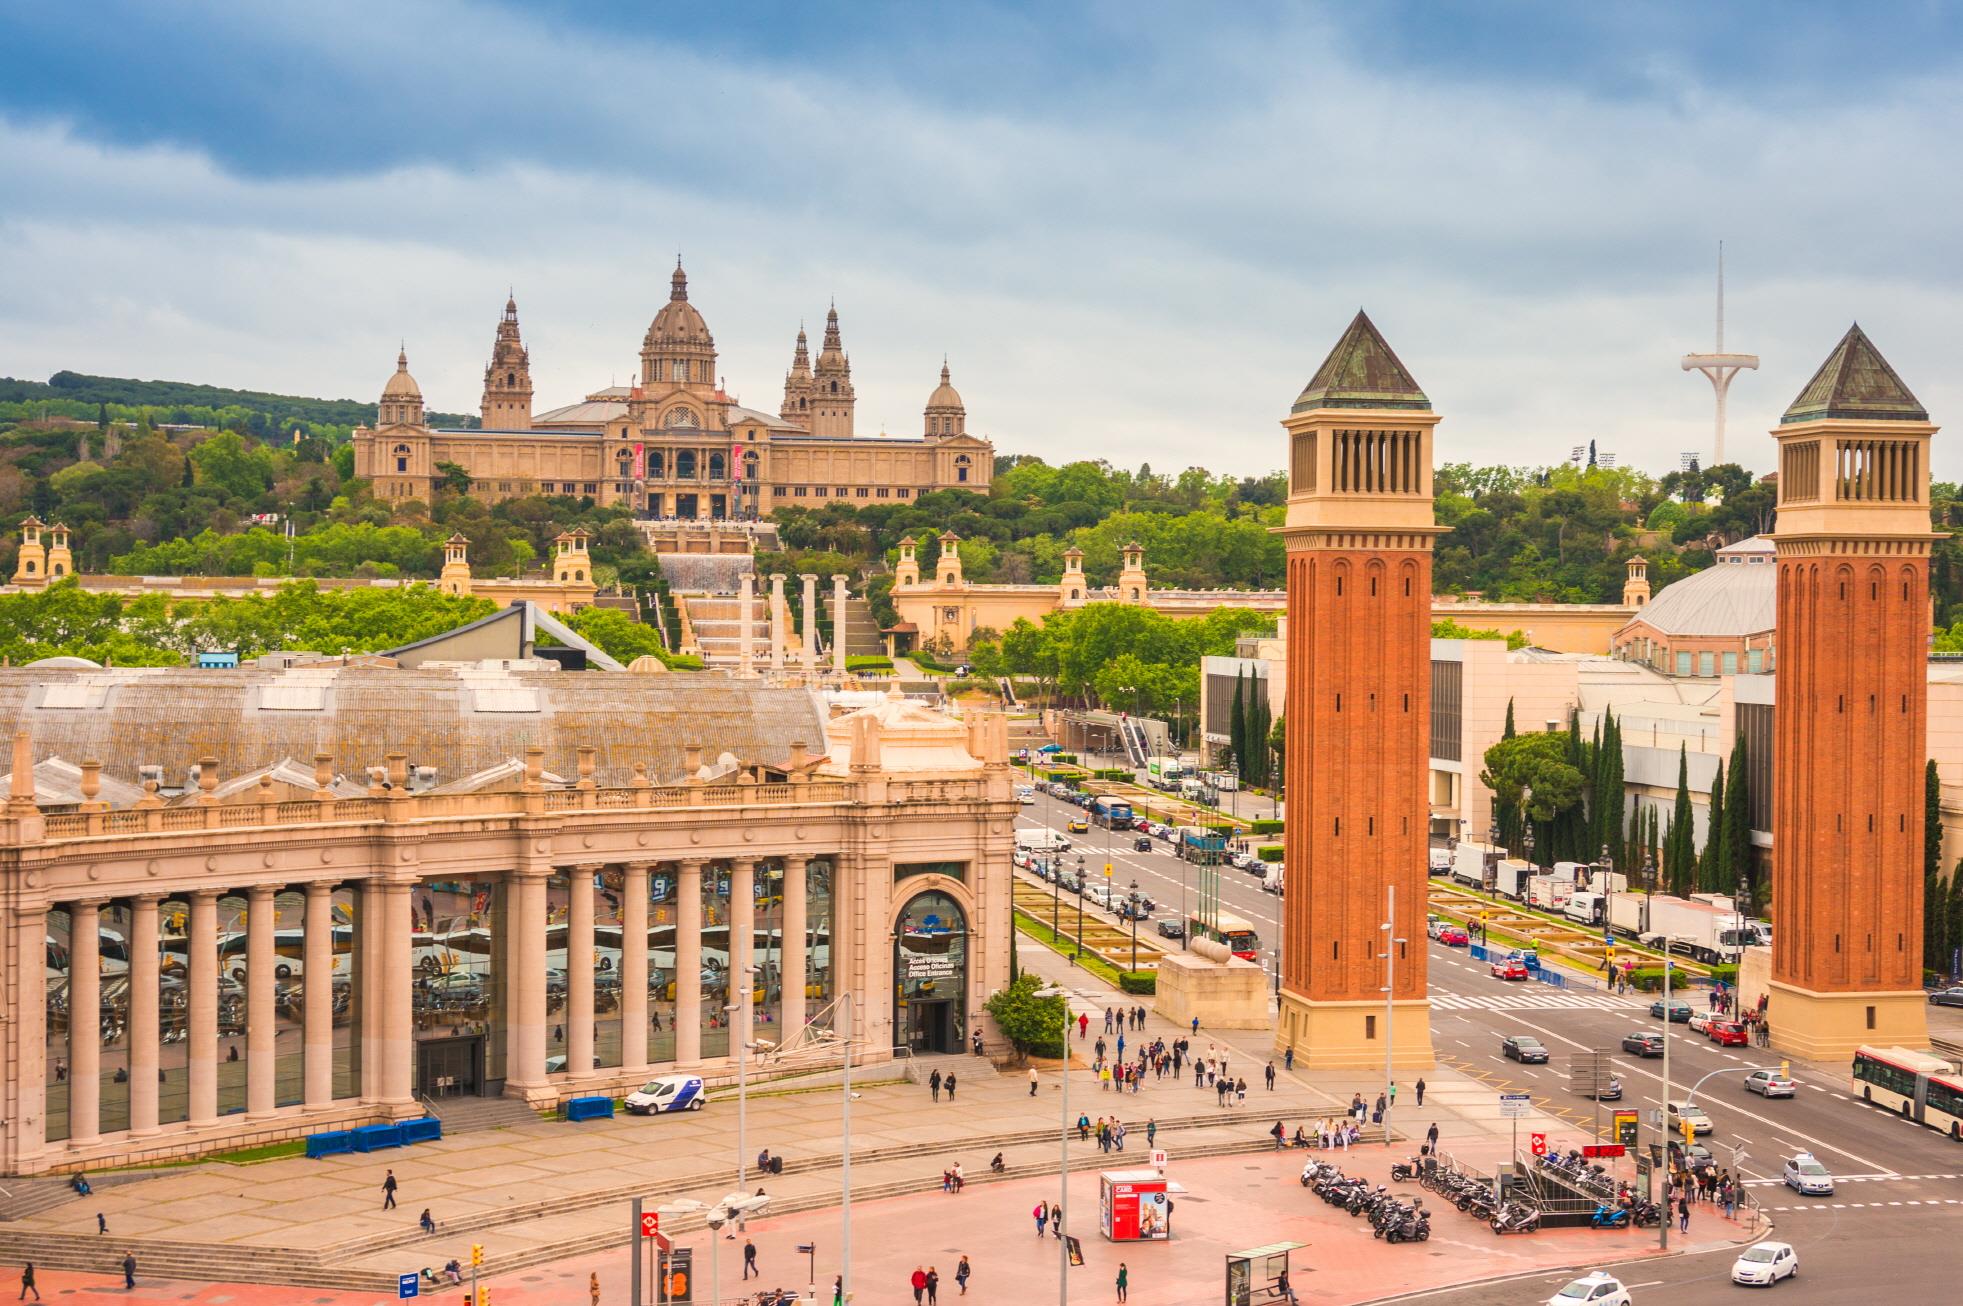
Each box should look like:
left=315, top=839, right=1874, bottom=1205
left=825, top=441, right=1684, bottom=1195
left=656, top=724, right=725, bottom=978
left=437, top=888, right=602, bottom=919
left=352, top=266, right=994, bottom=516
left=0, top=661, right=1014, bottom=1175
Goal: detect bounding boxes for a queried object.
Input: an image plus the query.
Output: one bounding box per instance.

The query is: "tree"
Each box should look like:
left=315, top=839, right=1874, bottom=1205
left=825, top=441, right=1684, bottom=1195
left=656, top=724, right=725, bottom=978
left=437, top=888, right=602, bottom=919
left=1479, top=731, right=1586, bottom=866
left=1665, top=745, right=1695, bottom=896
left=434, top=460, right=473, bottom=496
left=1268, top=712, right=1285, bottom=773
left=1493, top=699, right=1521, bottom=853
left=1699, top=757, right=1726, bottom=893
left=1927, top=759, right=1947, bottom=975
left=1230, top=670, right=1248, bottom=785
left=563, top=606, right=673, bottom=666
left=1949, top=862, right=1963, bottom=980
left=983, top=974, right=1067, bottom=1060
left=1723, top=734, right=1752, bottom=906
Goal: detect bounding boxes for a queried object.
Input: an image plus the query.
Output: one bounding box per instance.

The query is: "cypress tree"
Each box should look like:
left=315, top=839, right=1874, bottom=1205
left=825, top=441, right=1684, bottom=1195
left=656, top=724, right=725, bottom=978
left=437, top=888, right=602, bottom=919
left=1603, top=707, right=1625, bottom=871
left=1926, top=760, right=1946, bottom=975
left=1668, top=745, right=1694, bottom=896
left=1495, top=698, right=1520, bottom=853
left=1700, top=758, right=1725, bottom=893
left=1948, top=860, right=1963, bottom=980
left=1629, top=802, right=1644, bottom=886
left=1724, top=734, right=1751, bottom=908
left=1230, top=671, right=1247, bottom=782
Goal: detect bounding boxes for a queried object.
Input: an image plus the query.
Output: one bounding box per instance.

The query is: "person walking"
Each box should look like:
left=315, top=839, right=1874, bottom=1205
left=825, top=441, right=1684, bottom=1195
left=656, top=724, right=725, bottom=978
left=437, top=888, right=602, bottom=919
left=743, top=1238, right=758, bottom=1280
left=1079, top=1013, right=1090, bottom=1040
left=122, top=1251, right=136, bottom=1291
left=1050, top=1201, right=1062, bottom=1238
left=911, top=1265, right=929, bottom=1305
left=945, top=1072, right=957, bottom=1102
left=1235, top=1077, right=1247, bottom=1106
left=1030, top=1067, right=1040, bottom=1097
left=1271, top=1120, right=1287, bottom=1150
left=97, top=1212, right=107, bottom=1234
left=1190, top=1016, right=1200, bottom=1035
left=833, top=1275, right=844, bottom=1306
left=1146, top=1118, right=1157, bottom=1149
left=1425, top=1122, right=1439, bottom=1154
left=589, top=1270, right=602, bottom=1304
left=1035, top=1201, right=1049, bottom=1236
left=1264, top=1062, right=1276, bottom=1090
left=955, top=1255, right=971, bottom=1296
left=18, top=1262, right=39, bottom=1302
left=381, top=1169, right=398, bottom=1211
left=1283, top=1046, right=1294, bottom=1071
left=926, top=1265, right=940, bottom=1305
left=1414, top=1077, right=1426, bottom=1107
left=1677, top=1194, right=1691, bottom=1234
left=1388, top=1081, right=1398, bottom=1109
left=1115, top=1261, right=1129, bottom=1303
left=930, top=1068, right=943, bottom=1103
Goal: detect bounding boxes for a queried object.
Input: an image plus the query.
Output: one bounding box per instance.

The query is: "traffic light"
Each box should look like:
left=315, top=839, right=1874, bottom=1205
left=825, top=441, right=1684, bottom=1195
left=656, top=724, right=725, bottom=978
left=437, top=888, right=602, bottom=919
left=470, top=1244, right=483, bottom=1269
left=1681, top=1118, right=1695, bottom=1147
left=477, top=1288, right=491, bottom=1306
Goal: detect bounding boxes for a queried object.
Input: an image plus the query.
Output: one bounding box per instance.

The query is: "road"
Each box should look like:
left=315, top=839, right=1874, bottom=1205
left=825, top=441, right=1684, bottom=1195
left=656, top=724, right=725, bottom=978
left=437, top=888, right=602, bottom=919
left=1019, top=786, right=1963, bottom=1303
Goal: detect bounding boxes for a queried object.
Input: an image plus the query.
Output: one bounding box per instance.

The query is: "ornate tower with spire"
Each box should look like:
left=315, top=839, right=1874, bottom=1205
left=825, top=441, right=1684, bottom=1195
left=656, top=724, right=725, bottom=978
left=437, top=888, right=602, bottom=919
left=1276, top=311, right=1438, bottom=1070
left=480, top=294, right=534, bottom=429
left=924, top=360, right=966, bottom=437
left=1768, top=323, right=1937, bottom=1058
left=809, top=304, right=856, bottom=437
left=640, top=260, right=718, bottom=397
left=780, top=326, right=814, bottom=424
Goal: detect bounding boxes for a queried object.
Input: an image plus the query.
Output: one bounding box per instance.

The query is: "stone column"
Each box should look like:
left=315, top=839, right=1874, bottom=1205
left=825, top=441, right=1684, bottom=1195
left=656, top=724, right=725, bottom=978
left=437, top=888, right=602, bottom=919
left=359, top=882, right=382, bottom=1103
left=302, top=883, right=334, bottom=1108
left=127, top=896, right=160, bottom=1135
left=246, top=885, right=277, bottom=1117
left=508, top=871, right=549, bottom=1091
left=187, top=890, right=220, bottom=1125
left=738, top=572, right=756, bottom=677
left=799, top=574, right=819, bottom=674
left=768, top=574, right=786, bottom=674
left=568, top=865, right=597, bottom=1079
left=675, top=860, right=704, bottom=1063
left=621, top=863, right=651, bottom=1069
left=69, top=899, right=102, bottom=1143
left=379, top=882, right=414, bottom=1108
left=11, top=906, right=47, bottom=1165
left=729, top=860, right=755, bottom=1051
left=831, top=574, right=849, bottom=674
left=780, top=855, right=808, bottom=1034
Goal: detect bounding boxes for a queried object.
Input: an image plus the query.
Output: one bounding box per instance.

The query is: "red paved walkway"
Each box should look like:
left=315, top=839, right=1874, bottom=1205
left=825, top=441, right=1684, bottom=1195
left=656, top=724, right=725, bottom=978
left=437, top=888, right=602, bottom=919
left=5, top=1147, right=1752, bottom=1304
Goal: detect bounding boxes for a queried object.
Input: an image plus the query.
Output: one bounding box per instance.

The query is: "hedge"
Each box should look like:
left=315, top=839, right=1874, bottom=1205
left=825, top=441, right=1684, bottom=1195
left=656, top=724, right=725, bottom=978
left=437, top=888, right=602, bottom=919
left=1118, top=971, right=1158, bottom=995
left=1051, top=752, right=1080, bottom=765
left=1626, top=967, right=1691, bottom=993
left=845, top=654, right=893, bottom=672
left=1093, top=768, right=1131, bottom=781
left=1257, top=845, right=1285, bottom=862
left=910, top=651, right=955, bottom=673
left=1250, top=818, right=1284, bottom=835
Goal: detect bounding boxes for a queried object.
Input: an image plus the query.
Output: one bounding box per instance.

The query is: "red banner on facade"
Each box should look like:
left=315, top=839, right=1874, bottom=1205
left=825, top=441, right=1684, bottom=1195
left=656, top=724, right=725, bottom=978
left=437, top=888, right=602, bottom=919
left=633, top=443, right=646, bottom=479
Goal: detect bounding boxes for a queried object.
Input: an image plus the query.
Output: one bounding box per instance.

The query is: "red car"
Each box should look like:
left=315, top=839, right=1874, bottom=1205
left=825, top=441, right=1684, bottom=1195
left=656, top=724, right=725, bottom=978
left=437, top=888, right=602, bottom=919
left=1708, top=1020, right=1749, bottom=1046
left=1438, top=927, right=1470, bottom=946
left=1490, top=958, right=1529, bottom=980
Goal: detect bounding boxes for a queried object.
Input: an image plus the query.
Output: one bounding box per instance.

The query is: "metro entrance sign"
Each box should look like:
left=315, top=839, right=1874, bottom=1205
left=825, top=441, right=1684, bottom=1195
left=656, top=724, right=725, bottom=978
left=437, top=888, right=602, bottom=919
left=640, top=1211, right=661, bottom=1237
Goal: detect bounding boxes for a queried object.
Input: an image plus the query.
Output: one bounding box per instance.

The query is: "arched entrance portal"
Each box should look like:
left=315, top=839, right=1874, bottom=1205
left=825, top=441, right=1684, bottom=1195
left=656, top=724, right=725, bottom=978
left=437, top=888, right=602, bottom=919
left=893, top=890, right=968, bottom=1054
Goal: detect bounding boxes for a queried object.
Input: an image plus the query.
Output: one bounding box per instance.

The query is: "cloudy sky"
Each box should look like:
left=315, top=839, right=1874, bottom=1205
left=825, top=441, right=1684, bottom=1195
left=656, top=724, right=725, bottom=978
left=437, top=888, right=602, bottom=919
left=4, top=1, right=1961, bottom=478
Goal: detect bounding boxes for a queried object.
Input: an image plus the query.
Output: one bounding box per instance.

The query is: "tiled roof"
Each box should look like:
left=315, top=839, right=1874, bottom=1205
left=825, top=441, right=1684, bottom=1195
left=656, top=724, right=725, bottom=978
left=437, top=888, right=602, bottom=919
left=1781, top=323, right=1927, bottom=424
left=531, top=399, right=627, bottom=427
left=1292, top=310, right=1431, bottom=413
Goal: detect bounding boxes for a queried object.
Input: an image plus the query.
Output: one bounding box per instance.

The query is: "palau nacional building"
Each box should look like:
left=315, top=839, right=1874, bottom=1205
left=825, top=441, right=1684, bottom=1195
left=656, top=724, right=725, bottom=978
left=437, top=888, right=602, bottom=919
left=353, top=263, right=994, bottom=516
left=0, top=655, right=1016, bottom=1176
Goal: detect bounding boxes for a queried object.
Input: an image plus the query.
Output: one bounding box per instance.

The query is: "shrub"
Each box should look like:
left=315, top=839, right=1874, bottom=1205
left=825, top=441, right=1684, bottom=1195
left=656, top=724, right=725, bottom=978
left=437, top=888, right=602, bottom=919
left=1626, top=966, right=1692, bottom=993
left=1257, top=845, right=1284, bottom=862
left=984, top=974, right=1068, bottom=1059
left=1093, top=768, right=1131, bottom=781
left=910, top=650, right=955, bottom=673
left=1250, top=818, right=1284, bottom=835
left=1117, top=971, right=1157, bottom=995
left=845, top=654, right=893, bottom=673
left=1052, top=752, right=1079, bottom=765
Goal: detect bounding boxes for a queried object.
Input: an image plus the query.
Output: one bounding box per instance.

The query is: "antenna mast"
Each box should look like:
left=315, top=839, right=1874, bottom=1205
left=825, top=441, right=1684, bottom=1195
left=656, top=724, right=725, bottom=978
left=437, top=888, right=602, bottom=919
left=1681, top=241, right=1757, bottom=466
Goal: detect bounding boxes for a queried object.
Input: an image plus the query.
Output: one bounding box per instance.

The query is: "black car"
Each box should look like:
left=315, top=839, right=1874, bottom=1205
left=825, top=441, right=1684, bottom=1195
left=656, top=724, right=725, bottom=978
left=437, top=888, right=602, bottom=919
left=1501, top=1035, right=1549, bottom=1063
left=1621, top=1032, right=1665, bottom=1057
left=1133, top=837, right=1153, bottom=852
left=1156, top=919, right=1185, bottom=940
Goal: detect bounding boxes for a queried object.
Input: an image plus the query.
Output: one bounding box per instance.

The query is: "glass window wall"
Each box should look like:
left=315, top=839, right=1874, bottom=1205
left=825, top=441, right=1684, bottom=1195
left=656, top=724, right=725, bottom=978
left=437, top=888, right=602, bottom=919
left=332, top=888, right=359, bottom=1100
left=806, top=858, right=836, bottom=1030
left=44, top=907, right=71, bottom=1142
left=216, top=894, right=248, bottom=1117
left=594, top=868, right=623, bottom=1070
left=648, top=864, right=678, bottom=1062
left=160, top=897, right=191, bottom=1123
left=100, top=901, right=132, bottom=1132
left=700, top=863, right=732, bottom=1060
left=414, top=879, right=504, bottom=1095
left=546, top=872, right=571, bottom=1072
left=753, top=861, right=785, bottom=1039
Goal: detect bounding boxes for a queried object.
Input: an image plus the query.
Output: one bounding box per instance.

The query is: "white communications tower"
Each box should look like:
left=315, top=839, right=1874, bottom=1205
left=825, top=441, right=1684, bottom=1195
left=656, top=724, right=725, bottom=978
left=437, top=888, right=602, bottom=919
left=1679, top=242, right=1758, bottom=466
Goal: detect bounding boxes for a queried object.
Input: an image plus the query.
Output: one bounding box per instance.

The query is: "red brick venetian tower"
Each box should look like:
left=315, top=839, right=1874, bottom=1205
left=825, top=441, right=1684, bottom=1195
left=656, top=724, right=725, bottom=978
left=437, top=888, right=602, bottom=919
left=1769, top=324, right=1936, bottom=1058
left=1276, top=312, right=1437, bottom=1069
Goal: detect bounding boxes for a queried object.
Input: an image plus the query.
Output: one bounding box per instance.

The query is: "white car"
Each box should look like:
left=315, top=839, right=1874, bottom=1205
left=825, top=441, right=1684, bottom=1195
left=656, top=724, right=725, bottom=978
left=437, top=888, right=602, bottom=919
left=1546, top=1272, right=1629, bottom=1306
left=624, top=1074, right=708, bottom=1114
left=1731, top=1241, right=1799, bottom=1286
left=1782, top=1152, right=1833, bottom=1196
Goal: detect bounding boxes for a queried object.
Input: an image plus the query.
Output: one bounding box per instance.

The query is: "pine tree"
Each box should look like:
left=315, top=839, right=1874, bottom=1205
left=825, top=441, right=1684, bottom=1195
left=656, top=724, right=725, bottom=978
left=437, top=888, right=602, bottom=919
left=1723, top=734, right=1751, bottom=908
left=1699, top=758, right=1725, bottom=893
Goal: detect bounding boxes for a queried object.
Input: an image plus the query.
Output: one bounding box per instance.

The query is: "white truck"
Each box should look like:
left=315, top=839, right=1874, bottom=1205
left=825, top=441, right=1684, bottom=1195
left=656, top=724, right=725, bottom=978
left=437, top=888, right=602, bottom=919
left=1016, top=828, right=1071, bottom=854
left=1526, top=874, right=1572, bottom=910
left=1452, top=841, right=1499, bottom=890
left=1608, top=892, right=1757, bottom=963
left=1564, top=891, right=1608, bottom=926
left=1493, top=859, right=1531, bottom=901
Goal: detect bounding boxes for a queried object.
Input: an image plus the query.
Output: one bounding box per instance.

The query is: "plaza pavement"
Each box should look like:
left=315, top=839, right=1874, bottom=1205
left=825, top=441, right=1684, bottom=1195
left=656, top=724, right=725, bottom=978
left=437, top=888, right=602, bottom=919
left=0, top=939, right=1760, bottom=1302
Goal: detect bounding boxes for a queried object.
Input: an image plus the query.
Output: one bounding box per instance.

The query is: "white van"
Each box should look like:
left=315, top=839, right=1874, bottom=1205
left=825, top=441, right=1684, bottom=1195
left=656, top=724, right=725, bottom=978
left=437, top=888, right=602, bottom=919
left=1016, top=828, right=1071, bottom=853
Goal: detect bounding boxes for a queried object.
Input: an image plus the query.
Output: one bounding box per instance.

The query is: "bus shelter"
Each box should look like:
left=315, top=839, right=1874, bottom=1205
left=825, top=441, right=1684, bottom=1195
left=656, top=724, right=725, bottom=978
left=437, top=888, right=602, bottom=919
left=1224, top=1242, right=1305, bottom=1306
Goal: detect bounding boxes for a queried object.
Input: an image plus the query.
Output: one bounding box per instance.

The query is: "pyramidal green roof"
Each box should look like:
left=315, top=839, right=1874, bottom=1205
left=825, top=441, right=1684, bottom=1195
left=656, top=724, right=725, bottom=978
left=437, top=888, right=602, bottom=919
left=1292, top=310, right=1430, bottom=413
left=1781, top=323, right=1927, bottom=424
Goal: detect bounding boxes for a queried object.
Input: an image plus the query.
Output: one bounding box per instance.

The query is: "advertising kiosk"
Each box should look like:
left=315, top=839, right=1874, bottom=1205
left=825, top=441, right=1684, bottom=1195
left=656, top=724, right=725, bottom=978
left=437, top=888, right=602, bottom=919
left=1099, top=1169, right=1173, bottom=1241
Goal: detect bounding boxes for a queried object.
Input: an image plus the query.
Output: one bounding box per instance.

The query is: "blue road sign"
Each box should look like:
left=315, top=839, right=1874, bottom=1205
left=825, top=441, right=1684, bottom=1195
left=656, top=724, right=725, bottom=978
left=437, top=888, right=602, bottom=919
left=398, top=1271, right=419, bottom=1298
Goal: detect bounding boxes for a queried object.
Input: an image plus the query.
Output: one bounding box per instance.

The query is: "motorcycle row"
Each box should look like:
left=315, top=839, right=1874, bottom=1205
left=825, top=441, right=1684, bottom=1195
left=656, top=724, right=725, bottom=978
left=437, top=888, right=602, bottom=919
left=1392, top=1156, right=1541, bottom=1234
left=1533, top=1151, right=1662, bottom=1229
left=1300, top=1159, right=1432, bottom=1243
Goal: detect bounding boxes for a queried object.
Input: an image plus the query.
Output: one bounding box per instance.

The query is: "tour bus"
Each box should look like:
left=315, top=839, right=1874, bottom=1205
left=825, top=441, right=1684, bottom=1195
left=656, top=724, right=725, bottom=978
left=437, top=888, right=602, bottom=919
left=1187, top=911, right=1261, bottom=961
left=1851, top=1044, right=1963, bottom=1140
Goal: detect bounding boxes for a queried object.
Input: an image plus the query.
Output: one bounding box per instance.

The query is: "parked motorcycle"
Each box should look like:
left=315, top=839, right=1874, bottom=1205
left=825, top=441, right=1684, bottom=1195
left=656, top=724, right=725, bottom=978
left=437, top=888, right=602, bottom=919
left=1589, top=1203, right=1632, bottom=1230
left=1489, top=1203, right=1542, bottom=1235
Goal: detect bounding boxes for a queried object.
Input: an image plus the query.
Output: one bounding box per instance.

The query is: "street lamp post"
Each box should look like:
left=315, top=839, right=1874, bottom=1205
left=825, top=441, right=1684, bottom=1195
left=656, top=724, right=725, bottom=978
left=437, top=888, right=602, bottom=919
left=1379, top=884, right=1404, bottom=1143
left=1128, top=879, right=1140, bottom=971
left=1035, top=986, right=1073, bottom=1305
left=840, top=989, right=856, bottom=1303
left=1658, top=938, right=1674, bottom=1253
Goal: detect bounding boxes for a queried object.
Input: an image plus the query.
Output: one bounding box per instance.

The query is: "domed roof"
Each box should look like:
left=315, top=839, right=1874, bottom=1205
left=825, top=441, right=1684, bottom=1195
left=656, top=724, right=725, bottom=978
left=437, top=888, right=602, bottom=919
left=382, top=348, right=422, bottom=398
left=927, top=361, right=964, bottom=410
left=645, top=261, right=713, bottom=349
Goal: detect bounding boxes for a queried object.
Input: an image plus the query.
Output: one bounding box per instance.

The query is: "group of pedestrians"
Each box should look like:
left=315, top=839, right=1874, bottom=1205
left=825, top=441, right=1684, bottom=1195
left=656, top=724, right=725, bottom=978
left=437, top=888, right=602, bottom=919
left=927, top=1068, right=959, bottom=1102
left=16, top=1251, right=138, bottom=1299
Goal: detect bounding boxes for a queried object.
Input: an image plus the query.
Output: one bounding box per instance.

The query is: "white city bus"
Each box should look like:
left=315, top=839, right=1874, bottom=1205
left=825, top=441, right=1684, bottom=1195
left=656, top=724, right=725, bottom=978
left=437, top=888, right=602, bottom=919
left=1851, top=1044, right=1963, bottom=1140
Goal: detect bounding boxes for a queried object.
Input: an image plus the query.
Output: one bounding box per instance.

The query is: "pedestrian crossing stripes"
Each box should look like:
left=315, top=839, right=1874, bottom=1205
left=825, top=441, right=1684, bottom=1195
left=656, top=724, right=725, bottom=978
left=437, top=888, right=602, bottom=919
left=1766, top=1197, right=1963, bottom=1211
left=1745, top=1173, right=1961, bottom=1187
left=1430, top=989, right=1641, bottom=1014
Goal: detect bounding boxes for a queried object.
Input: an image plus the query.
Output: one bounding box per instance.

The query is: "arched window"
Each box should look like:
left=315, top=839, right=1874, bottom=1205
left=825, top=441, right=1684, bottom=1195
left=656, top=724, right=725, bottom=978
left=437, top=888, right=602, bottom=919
left=676, top=450, right=697, bottom=478
left=505, top=371, right=515, bottom=386
left=649, top=451, right=665, bottom=477
left=708, top=452, right=726, bottom=479
left=830, top=380, right=839, bottom=394
left=666, top=408, right=699, bottom=430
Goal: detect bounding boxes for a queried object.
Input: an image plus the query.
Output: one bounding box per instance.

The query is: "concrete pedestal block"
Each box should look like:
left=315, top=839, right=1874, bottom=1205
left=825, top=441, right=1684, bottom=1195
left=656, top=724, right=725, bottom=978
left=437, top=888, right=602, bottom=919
left=1275, top=989, right=1436, bottom=1071
left=1152, top=952, right=1270, bottom=1031
left=1767, top=979, right=1929, bottom=1061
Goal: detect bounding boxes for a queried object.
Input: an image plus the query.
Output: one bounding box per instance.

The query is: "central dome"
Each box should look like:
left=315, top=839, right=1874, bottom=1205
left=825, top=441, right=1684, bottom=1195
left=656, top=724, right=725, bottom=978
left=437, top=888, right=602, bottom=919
left=382, top=348, right=422, bottom=398
left=645, top=262, right=713, bottom=349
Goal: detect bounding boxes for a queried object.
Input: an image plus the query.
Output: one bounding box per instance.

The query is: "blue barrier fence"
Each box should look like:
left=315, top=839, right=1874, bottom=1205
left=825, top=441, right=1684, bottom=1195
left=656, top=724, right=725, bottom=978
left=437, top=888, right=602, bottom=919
left=1533, top=969, right=1567, bottom=990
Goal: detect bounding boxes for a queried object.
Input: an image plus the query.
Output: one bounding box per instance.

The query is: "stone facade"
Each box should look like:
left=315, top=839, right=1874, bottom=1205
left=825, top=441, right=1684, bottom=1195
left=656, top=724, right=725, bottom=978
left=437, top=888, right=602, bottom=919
left=353, top=269, right=992, bottom=517
left=0, top=668, right=1016, bottom=1176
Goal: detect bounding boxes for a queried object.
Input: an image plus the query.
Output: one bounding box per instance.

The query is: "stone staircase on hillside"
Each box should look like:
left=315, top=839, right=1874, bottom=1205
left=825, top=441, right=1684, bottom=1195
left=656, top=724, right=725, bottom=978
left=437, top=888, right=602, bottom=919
left=838, top=595, right=885, bottom=658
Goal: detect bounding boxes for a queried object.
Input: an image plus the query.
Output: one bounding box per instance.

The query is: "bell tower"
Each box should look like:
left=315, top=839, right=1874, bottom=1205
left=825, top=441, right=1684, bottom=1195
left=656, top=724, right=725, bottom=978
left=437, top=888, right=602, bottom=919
left=11, top=516, right=47, bottom=588
left=1059, top=546, right=1087, bottom=605
left=894, top=536, right=921, bottom=586
left=480, top=294, right=534, bottom=429
left=1623, top=556, right=1651, bottom=607
left=440, top=533, right=473, bottom=597
left=1117, top=541, right=1149, bottom=604
left=1768, top=323, right=1937, bottom=1058
left=936, top=531, right=964, bottom=587
left=810, top=304, right=856, bottom=437
left=1277, top=311, right=1439, bottom=1070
